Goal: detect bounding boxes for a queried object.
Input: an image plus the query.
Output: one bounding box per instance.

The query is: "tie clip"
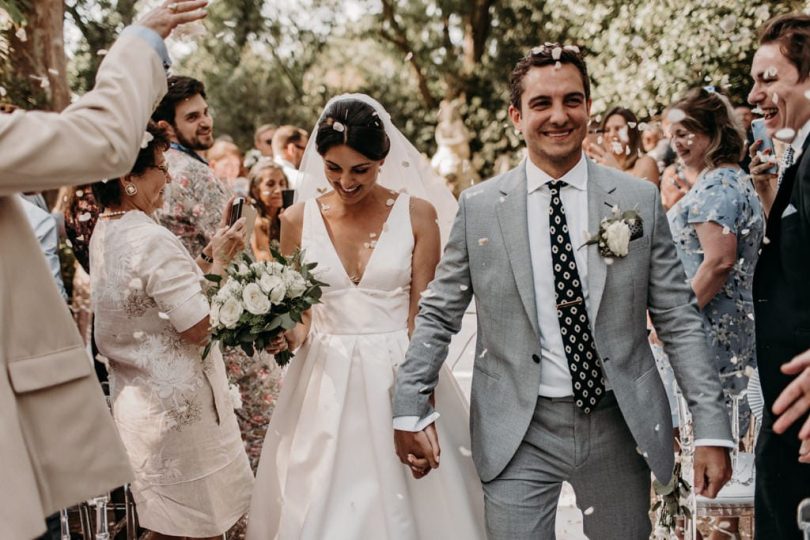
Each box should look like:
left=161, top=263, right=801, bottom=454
left=556, top=298, right=583, bottom=309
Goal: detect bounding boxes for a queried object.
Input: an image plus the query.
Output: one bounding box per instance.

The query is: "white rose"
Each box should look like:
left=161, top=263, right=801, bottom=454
left=604, top=221, right=631, bottom=257
left=286, top=272, right=308, bottom=298
left=223, top=279, right=243, bottom=299
left=242, top=282, right=271, bottom=315
left=269, top=280, right=287, bottom=305
left=251, top=261, right=268, bottom=275
left=237, top=263, right=251, bottom=276
left=219, top=296, right=244, bottom=329
left=210, top=301, right=221, bottom=328
left=267, top=261, right=284, bottom=275
left=259, top=273, right=283, bottom=294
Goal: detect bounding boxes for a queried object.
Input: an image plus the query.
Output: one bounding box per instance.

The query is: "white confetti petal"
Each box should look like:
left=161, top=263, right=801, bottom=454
left=96, top=49, right=108, bottom=56
left=666, top=108, right=686, bottom=124
left=763, top=236, right=770, bottom=244
left=583, top=506, right=594, bottom=515
left=551, top=46, right=562, bottom=60
left=775, top=128, right=796, bottom=141
left=479, top=349, right=488, bottom=358
left=386, top=198, right=395, bottom=207
left=78, top=212, right=92, bottom=222
left=478, top=237, right=489, bottom=246
left=133, top=331, right=144, bottom=340
left=158, top=312, right=170, bottom=320
left=15, top=27, right=27, bottom=42
left=459, top=284, right=469, bottom=291
left=458, top=446, right=472, bottom=457
left=722, top=226, right=730, bottom=235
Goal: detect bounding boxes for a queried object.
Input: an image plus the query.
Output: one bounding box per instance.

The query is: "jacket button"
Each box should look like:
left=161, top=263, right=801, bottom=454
left=532, top=354, right=541, bottom=364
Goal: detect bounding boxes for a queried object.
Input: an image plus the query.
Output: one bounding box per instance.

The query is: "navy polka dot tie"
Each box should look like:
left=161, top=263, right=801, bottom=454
left=548, top=181, right=605, bottom=414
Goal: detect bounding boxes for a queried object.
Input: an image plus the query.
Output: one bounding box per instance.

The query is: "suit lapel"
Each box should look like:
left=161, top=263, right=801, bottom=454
left=495, top=164, right=541, bottom=339
left=586, top=160, right=618, bottom=323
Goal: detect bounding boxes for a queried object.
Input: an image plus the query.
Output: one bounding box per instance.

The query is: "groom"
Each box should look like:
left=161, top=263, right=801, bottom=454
left=393, top=45, right=733, bottom=539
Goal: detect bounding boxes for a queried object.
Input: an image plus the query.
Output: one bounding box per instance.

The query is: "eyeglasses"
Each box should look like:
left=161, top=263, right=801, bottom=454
left=152, top=164, right=170, bottom=175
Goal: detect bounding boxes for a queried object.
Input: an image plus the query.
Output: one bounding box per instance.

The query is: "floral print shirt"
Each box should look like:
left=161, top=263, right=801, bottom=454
left=159, top=146, right=230, bottom=258
left=668, top=167, right=764, bottom=395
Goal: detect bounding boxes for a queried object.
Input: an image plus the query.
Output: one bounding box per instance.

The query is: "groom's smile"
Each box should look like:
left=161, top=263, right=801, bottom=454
left=509, top=63, right=591, bottom=178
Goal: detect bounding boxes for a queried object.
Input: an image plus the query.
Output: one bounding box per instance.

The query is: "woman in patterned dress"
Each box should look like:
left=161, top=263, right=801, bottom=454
left=666, top=88, right=764, bottom=540
left=90, top=122, right=254, bottom=538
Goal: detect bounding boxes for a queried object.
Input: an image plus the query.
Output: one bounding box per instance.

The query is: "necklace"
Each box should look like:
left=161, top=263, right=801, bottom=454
left=99, top=210, right=129, bottom=219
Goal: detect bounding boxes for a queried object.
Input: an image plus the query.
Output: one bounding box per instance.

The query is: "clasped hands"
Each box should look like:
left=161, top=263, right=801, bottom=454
left=394, top=424, right=441, bottom=479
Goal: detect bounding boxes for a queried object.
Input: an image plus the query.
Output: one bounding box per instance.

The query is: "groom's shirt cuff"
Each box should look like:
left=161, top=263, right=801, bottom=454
left=693, top=439, right=735, bottom=448
left=393, top=413, right=441, bottom=432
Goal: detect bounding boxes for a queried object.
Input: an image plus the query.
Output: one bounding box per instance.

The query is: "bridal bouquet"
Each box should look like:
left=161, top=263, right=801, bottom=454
left=203, top=248, right=327, bottom=367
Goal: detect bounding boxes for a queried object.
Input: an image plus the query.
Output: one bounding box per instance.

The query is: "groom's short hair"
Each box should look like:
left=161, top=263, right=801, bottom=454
left=759, top=13, right=810, bottom=82
left=509, top=44, right=590, bottom=110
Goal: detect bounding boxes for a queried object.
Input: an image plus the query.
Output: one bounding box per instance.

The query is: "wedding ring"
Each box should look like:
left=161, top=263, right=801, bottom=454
left=168, top=3, right=179, bottom=12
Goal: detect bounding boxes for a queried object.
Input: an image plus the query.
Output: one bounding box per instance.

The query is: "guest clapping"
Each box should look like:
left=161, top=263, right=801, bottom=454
left=90, top=122, right=253, bottom=539
left=586, top=106, right=660, bottom=185
left=248, top=158, right=288, bottom=261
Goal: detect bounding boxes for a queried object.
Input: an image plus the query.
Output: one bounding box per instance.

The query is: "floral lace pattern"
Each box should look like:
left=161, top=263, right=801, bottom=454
left=90, top=212, right=248, bottom=489
left=668, top=166, right=764, bottom=397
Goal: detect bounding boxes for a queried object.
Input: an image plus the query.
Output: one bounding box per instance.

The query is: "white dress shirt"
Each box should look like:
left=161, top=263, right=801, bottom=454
left=526, top=153, right=594, bottom=397
left=790, top=118, right=810, bottom=158
left=274, top=156, right=300, bottom=189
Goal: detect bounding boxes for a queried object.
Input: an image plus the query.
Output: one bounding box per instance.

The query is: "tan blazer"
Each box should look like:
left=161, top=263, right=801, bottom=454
left=0, top=29, right=167, bottom=538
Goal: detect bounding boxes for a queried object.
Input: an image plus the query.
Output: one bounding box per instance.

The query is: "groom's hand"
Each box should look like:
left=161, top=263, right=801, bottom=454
left=394, top=425, right=441, bottom=478
left=693, top=446, right=732, bottom=498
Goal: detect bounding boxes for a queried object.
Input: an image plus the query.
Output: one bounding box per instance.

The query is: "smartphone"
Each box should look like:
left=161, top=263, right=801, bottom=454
left=282, top=189, right=296, bottom=209
left=751, top=118, right=777, bottom=174
left=229, top=197, right=245, bottom=226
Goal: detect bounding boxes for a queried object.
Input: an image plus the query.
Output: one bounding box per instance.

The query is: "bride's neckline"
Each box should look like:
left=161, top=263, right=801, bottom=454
left=314, top=193, right=404, bottom=288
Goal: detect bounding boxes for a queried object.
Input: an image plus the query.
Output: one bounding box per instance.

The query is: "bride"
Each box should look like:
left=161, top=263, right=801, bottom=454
left=246, top=94, right=485, bottom=539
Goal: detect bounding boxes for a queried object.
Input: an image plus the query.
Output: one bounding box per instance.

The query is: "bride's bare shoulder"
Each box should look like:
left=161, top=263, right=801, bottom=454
left=408, top=196, right=439, bottom=229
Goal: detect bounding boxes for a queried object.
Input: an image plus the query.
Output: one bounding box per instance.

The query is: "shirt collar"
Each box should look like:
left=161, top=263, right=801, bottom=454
left=526, top=152, right=588, bottom=194
left=170, top=142, right=208, bottom=165
left=790, top=118, right=810, bottom=154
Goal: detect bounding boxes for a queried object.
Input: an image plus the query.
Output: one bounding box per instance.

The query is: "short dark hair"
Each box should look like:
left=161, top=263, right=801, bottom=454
left=509, top=44, right=590, bottom=110
left=92, top=121, right=171, bottom=208
left=600, top=106, right=642, bottom=169
left=272, top=125, right=308, bottom=156
left=759, top=13, right=810, bottom=82
left=671, top=87, right=745, bottom=169
left=151, top=76, right=207, bottom=126
left=315, top=99, right=390, bottom=161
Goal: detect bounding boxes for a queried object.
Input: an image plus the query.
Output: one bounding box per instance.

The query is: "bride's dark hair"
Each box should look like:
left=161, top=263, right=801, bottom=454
left=316, top=99, right=391, bottom=160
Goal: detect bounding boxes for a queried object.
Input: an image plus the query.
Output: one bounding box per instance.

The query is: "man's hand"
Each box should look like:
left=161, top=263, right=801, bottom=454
left=693, top=446, right=732, bottom=498
left=773, top=349, right=810, bottom=445
left=394, top=424, right=441, bottom=479
left=139, top=0, right=209, bottom=39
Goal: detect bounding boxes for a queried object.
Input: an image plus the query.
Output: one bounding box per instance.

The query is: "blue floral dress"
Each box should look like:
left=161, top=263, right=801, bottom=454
left=668, top=166, right=764, bottom=400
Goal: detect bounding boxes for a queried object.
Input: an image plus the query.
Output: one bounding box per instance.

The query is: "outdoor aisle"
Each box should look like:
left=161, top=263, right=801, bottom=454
left=447, top=305, right=589, bottom=540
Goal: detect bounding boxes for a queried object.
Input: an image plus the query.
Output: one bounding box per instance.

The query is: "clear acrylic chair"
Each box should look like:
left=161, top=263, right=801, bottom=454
left=675, top=386, right=756, bottom=539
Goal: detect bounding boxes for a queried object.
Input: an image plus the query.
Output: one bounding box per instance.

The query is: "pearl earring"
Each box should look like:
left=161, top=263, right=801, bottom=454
left=124, top=183, right=138, bottom=196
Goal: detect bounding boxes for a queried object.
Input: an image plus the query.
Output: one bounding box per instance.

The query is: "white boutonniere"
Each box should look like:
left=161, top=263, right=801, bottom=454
left=583, top=205, right=642, bottom=263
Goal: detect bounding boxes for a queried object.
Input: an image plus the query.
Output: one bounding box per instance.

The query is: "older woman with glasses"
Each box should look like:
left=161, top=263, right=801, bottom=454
left=89, top=122, right=253, bottom=539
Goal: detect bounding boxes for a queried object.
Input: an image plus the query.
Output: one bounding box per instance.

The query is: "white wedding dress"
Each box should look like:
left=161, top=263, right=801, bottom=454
left=246, top=194, right=485, bottom=539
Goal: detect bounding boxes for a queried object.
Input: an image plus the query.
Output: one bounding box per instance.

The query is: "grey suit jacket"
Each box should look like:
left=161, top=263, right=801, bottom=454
left=394, top=159, right=732, bottom=483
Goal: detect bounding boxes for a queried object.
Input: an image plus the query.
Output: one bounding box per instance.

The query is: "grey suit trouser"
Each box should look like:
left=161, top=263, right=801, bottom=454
left=481, top=392, right=652, bottom=540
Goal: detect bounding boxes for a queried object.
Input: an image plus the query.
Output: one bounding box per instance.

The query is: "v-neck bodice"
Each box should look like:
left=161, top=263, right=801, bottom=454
left=301, top=195, right=414, bottom=335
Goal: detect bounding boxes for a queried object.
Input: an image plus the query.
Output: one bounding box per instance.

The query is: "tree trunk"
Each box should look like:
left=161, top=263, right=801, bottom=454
left=9, top=0, right=69, bottom=112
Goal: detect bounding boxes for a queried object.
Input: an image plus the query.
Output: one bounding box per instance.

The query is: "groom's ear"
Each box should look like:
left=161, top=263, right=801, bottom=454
left=508, top=104, right=522, bottom=133
left=586, top=98, right=592, bottom=116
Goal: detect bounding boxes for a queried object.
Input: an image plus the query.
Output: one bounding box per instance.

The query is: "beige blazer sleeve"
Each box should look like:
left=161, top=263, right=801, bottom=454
left=0, top=29, right=167, bottom=195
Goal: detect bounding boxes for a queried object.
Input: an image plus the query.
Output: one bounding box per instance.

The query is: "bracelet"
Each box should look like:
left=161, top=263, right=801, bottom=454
left=200, top=251, right=214, bottom=264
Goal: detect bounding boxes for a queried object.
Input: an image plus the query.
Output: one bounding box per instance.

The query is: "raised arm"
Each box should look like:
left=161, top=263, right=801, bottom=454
left=0, top=1, right=208, bottom=194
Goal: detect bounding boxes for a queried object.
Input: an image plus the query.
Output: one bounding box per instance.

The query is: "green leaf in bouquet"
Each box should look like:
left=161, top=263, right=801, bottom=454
left=274, top=349, right=294, bottom=367
left=240, top=342, right=255, bottom=357
left=279, top=313, right=296, bottom=329
left=202, top=341, right=213, bottom=360
left=205, top=273, right=223, bottom=283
